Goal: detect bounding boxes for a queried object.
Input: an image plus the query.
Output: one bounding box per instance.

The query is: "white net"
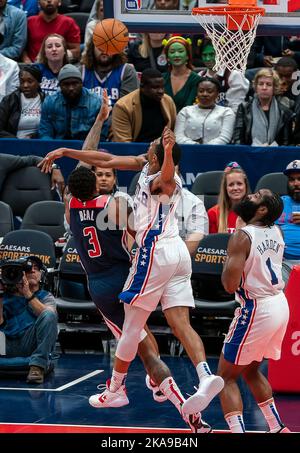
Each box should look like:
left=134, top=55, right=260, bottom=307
left=193, top=8, right=263, bottom=73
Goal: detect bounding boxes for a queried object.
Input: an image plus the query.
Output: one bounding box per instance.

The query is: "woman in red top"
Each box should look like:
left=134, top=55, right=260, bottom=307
left=208, top=162, right=250, bottom=233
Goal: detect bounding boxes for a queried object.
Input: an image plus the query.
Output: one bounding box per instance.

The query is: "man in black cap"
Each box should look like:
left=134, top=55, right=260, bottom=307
left=276, top=160, right=300, bottom=282
left=0, top=255, right=57, bottom=384
left=39, top=64, right=102, bottom=141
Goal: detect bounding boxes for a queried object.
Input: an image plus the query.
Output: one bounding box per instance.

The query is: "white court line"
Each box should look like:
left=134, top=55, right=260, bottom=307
left=0, top=369, right=103, bottom=392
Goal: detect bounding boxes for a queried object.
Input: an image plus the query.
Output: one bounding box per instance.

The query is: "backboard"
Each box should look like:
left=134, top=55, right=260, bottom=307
left=104, top=0, right=300, bottom=35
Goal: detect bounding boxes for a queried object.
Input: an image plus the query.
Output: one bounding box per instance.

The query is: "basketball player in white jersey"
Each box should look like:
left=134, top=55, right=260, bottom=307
left=185, top=189, right=290, bottom=432
left=39, top=127, right=224, bottom=418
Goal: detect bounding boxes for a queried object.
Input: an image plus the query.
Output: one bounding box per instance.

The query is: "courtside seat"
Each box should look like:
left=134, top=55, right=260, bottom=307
left=191, top=233, right=237, bottom=337
left=0, top=201, right=14, bottom=237
left=21, top=201, right=66, bottom=242
left=191, top=171, right=223, bottom=211
left=254, top=172, right=288, bottom=196
left=0, top=166, right=53, bottom=218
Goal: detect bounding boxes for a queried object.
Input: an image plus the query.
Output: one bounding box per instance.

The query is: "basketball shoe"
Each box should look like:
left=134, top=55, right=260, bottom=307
left=183, top=412, right=212, bottom=433
left=267, top=425, right=291, bottom=433
left=182, top=375, right=224, bottom=414
left=145, top=375, right=168, bottom=403
left=89, top=379, right=129, bottom=408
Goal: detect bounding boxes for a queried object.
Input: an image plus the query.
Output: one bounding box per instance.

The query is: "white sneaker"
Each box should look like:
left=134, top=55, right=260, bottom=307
left=89, top=379, right=129, bottom=408
left=145, top=375, right=167, bottom=403
left=183, top=412, right=212, bottom=433
left=182, top=375, right=224, bottom=414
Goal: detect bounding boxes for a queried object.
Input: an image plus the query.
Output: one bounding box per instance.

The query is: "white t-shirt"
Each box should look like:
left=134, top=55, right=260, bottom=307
left=17, top=93, right=42, bottom=139
left=177, top=188, right=208, bottom=240
left=0, top=54, right=19, bottom=102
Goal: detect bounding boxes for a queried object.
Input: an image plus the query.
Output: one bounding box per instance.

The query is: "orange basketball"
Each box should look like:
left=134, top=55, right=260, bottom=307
left=93, top=18, right=129, bottom=56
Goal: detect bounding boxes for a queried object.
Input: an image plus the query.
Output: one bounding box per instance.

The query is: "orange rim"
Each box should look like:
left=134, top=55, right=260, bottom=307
left=192, top=6, right=265, bottom=16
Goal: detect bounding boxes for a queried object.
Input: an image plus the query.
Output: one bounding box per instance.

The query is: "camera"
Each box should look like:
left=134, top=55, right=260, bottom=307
left=0, top=257, right=34, bottom=286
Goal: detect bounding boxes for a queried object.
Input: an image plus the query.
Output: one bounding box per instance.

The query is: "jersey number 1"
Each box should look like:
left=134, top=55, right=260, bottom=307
left=266, top=257, right=279, bottom=285
left=83, top=226, right=102, bottom=258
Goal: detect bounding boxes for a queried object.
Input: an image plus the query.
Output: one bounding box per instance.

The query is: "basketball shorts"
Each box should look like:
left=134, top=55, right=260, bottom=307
left=223, top=292, right=289, bottom=365
left=119, top=236, right=195, bottom=312
left=87, top=263, right=130, bottom=339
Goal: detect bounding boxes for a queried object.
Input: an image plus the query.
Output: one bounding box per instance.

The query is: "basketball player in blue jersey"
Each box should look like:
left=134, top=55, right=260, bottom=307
left=39, top=126, right=224, bottom=418
left=196, top=189, right=290, bottom=433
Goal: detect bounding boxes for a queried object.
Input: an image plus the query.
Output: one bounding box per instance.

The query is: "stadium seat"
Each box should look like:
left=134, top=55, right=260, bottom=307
left=0, top=166, right=54, bottom=217
left=191, top=171, right=223, bottom=211
left=0, top=201, right=14, bottom=237
left=65, top=12, right=90, bottom=43
left=128, top=172, right=141, bottom=196
left=79, top=0, right=95, bottom=12
left=55, top=236, right=112, bottom=350
left=254, top=172, right=288, bottom=196
left=191, top=233, right=237, bottom=337
left=21, top=201, right=66, bottom=242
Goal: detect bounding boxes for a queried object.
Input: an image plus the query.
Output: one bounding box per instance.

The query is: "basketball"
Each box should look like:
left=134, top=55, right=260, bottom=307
left=93, top=18, right=129, bottom=56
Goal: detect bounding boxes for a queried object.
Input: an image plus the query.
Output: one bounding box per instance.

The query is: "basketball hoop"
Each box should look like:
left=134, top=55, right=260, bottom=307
left=192, top=0, right=265, bottom=73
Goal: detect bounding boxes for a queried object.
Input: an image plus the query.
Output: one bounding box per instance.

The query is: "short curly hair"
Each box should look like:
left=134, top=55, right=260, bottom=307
left=68, top=167, right=96, bottom=201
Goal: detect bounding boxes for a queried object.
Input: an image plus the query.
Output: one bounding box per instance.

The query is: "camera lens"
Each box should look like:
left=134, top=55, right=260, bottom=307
left=1, top=265, right=24, bottom=285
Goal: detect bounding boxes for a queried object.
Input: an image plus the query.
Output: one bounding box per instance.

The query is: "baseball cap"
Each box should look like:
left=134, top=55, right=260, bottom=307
left=283, top=160, right=300, bottom=175
left=25, top=256, right=45, bottom=271
left=58, top=64, right=82, bottom=83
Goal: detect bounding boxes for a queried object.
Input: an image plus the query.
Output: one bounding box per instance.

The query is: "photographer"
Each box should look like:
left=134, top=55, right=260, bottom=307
left=0, top=256, right=57, bottom=384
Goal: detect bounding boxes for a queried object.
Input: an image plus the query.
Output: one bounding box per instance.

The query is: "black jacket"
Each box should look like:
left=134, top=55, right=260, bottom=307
left=0, top=90, right=44, bottom=138
left=232, top=97, right=295, bottom=146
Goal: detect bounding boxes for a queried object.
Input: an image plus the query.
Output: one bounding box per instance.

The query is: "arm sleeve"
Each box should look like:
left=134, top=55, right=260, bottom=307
left=38, top=98, right=55, bottom=139
left=1, top=11, right=27, bottom=59
left=208, top=206, right=218, bottom=233
left=41, top=292, right=57, bottom=311
left=66, top=19, right=81, bottom=43
left=225, top=71, right=249, bottom=114
left=111, top=103, right=133, bottom=142
left=185, top=197, right=209, bottom=236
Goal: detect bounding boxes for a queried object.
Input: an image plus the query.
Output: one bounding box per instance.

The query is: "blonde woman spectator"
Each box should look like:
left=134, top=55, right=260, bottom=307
left=127, top=33, right=169, bottom=74
left=232, top=68, right=294, bottom=146
left=37, top=34, right=69, bottom=96
left=175, top=77, right=235, bottom=145
left=207, top=162, right=250, bottom=234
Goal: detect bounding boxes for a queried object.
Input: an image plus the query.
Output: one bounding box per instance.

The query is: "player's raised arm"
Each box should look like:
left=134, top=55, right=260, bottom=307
left=151, top=128, right=179, bottom=197
left=38, top=148, right=147, bottom=173
left=221, top=230, right=251, bottom=294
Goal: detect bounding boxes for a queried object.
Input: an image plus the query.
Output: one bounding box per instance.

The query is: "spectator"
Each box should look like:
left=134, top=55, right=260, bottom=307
left=84, top=0, right=104, bottom=46
left=127, top=33, right=169, bottom=74
left=37, top=33, right=69, bottom=96
left=8, top=0, right=39, bottom=16
left=0, top=0, right=27, bottom=60
left=23, top=0, right=80, bottom=63
left=39, top=64, right=101, bottom=140
left=175, top=77, right=235, bottom=145
left=232, top=68, right=294, bottom=146
left=276, top=160, right=300, bottom=282
left=162, top=36, right=201, bottom=112
left=81, top=38, right=138, bottom=106
left=0, top=152, right=65, bottom=195
left=249, top=36, right=290, bottom=68
left=208, top=162, right=250, bottom=234
left=274, top=57, right=300, bottom=110
left=0, top=65, right=44, bottom=139
left=198, top=39, right=216, bottom=78
left=0, top=256, right=57, bottom=384
left=0, top=41, right=19, bottom=101
left=111, top=68, right=176, bottom=142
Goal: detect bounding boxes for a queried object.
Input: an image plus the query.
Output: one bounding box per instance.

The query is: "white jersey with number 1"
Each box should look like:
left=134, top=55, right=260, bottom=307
left=237, top=224, right=285, bottom=302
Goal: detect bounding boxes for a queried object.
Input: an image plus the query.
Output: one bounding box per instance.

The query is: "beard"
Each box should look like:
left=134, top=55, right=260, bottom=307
left=287, top=184, right=300, bottom=202
left=233, top=197, right=259, bottom=224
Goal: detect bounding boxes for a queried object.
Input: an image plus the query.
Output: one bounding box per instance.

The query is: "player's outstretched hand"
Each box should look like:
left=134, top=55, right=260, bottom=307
left=38, top=148, right=65, bottom=173
left=162, top=127, right=175, bottom=153
left=98, top=89, right=112, bottom=122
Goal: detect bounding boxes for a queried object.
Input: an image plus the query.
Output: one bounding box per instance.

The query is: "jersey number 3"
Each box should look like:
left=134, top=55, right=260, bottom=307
left=83, top=226, right=102, bottom=258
